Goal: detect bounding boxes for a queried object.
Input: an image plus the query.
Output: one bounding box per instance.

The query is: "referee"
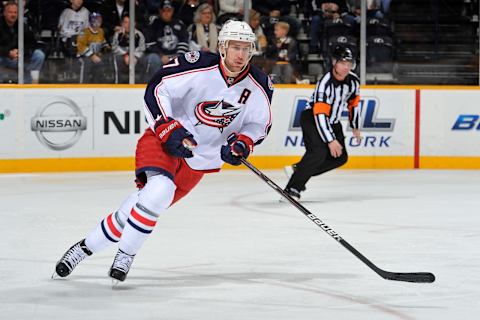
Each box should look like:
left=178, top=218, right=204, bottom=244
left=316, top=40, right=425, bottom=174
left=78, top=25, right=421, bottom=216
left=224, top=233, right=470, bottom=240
left=283, top=46, right=362, bottom=200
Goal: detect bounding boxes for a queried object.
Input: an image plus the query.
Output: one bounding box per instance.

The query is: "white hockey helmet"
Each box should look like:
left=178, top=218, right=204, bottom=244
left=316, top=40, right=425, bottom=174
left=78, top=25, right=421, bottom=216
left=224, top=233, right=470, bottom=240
left=218, top=20, right=256, bottom=44
left=218, top=20, right=256, bottom=75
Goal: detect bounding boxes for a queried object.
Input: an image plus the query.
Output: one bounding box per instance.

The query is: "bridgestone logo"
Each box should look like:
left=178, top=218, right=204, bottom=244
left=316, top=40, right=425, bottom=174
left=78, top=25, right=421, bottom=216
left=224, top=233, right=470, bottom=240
left=159, top=121, right=178, bottom=140
left=307, top=214, right=342, bottom=241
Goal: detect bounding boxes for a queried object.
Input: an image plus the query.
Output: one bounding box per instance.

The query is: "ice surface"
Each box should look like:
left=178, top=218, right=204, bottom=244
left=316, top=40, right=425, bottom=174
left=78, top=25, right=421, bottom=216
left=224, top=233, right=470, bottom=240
left=1, top=169, right=479, bottom=319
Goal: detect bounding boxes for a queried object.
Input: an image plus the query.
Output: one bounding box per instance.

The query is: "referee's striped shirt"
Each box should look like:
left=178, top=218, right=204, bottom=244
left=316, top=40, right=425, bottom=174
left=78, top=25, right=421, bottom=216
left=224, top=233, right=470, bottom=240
left=309, top=71, right=361, bottom=143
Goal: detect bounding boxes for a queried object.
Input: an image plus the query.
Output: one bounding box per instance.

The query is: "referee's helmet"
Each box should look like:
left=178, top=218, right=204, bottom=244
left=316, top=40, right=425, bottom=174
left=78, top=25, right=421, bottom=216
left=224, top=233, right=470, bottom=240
left=332, top=45, right=356, bottom=69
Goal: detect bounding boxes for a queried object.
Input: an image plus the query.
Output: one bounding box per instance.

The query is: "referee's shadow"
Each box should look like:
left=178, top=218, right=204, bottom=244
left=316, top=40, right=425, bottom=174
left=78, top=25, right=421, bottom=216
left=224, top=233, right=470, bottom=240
left=270, top=193, right=412, bottom=205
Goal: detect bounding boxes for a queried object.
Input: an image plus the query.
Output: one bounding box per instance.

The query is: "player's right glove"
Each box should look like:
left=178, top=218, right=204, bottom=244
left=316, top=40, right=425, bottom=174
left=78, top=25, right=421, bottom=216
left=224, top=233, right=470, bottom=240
left=221, top=133, right=254, bottom=166
left=154, top=116, right=197, bottom=158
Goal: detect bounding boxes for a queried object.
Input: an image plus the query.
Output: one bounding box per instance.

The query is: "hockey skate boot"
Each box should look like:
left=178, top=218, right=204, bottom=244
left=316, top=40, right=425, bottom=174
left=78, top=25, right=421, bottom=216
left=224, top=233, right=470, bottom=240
left=54, top=239, right=92, bottom=278
left=109, top=249, right=135, bottom=282
left=280, top=187, right=301, bottom=202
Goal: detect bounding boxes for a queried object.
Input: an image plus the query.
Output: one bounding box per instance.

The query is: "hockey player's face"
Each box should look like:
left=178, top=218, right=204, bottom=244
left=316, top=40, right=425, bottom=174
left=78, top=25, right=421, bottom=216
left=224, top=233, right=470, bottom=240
left=332, top=60, right=353, bottom=80
left=225, top=41, right=251, bottom=73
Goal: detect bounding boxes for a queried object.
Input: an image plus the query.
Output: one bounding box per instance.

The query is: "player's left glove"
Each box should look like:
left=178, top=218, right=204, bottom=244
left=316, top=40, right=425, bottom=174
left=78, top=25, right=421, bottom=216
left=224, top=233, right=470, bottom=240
left=155, top=116, right=197, bottom=158
left=221, top=133, right=254, bottom=166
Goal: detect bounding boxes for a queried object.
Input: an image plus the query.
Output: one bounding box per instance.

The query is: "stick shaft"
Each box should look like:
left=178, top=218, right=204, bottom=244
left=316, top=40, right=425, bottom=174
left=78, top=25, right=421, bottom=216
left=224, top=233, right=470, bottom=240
left=241, top=159, right=435, bottom=283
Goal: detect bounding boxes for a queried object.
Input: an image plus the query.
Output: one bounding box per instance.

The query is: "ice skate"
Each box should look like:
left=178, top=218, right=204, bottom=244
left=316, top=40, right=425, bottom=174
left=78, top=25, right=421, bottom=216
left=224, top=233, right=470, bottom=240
left=280, top=187, right=301, bottom=202
left=109, top=249, right=135, bottom=284
left=53, top=239, right=92, bottom=278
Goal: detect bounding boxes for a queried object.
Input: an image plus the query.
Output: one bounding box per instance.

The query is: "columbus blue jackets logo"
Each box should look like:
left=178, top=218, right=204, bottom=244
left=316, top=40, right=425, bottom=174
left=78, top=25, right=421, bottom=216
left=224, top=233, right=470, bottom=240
left=194, top=100, right=241, bottom=132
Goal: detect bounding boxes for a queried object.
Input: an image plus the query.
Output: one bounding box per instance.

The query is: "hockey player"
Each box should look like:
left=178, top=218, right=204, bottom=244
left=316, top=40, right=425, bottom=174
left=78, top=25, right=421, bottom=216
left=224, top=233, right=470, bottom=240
left=53, top=20, right=273, bottom=283
left=283, top=45, right=361, bottom=201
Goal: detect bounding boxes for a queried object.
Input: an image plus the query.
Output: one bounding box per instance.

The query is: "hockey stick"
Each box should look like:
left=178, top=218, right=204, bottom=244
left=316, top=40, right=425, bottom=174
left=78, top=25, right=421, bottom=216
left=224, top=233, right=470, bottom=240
left=241, top=158, right=435, bottom=283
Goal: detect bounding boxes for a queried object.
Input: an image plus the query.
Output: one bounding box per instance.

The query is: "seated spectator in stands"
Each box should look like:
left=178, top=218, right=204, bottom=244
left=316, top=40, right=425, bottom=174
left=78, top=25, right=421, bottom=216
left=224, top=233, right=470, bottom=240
left=144, top=0, right=189, bottom=79
left=347, top=0, right=391, bottom=24
left=145, top=0, right=162, bottom=16
left=58, top=0, right=90, bottom=57
left=266, top=21, right=298, bottom=84
left=24, top=0, right=40, bottom=36
left=0, top=1, right=45, bottom=83
left=77, top=12, right=112, bottom=83
left=188, top=3, right=218, bottom=53
left=248, top=8, right=271, bottom=73
left=307, top=0, right=355, bottom=54
left=217, top=0, right=244, bottom=25
left=259, top=9, right=278, bottom=41
left=255, top=0, right=300, bottom=44
left=176, top=0, right=208, bottom=27
left=249, top=9, right=267, bottom=56
left=252, top=0, right=291, bottom=18
left=101, top=0, right=147, bottom=43
left=366, top=0, right=391, bottom=19
left=112, top=14, right=146, bottom=83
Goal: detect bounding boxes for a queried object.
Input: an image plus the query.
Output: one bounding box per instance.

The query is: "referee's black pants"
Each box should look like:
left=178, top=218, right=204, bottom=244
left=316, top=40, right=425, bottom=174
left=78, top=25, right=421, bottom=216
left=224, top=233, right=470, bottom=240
left=286, top=109, right=348, bottom=192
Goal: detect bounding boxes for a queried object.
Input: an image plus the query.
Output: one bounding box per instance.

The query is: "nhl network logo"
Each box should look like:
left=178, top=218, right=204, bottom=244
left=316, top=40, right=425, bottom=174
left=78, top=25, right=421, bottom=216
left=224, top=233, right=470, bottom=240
left=31, top=97, right=87, bottom=150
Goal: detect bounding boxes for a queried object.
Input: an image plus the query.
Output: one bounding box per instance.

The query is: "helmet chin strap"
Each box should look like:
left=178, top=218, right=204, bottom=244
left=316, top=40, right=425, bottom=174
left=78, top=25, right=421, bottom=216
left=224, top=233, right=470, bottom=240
left=219, top=41, right=253, bottom=77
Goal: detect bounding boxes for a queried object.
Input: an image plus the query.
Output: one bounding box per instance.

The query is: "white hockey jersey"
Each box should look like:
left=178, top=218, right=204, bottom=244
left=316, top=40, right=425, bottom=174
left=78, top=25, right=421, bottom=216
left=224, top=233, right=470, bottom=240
left=58, top=7, right=90, bottom=39
left=143, top=51, right=273, bottom=171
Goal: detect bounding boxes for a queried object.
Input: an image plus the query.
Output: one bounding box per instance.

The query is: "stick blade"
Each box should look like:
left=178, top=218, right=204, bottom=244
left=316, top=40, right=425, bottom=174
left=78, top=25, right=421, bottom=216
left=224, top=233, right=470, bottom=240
left=381, top=271, right=435, bottom=283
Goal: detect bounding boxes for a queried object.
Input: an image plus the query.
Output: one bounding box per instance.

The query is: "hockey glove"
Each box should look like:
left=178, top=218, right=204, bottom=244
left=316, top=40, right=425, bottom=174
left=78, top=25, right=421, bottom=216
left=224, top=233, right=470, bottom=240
left=221, top=133, right=254, bottom=166
left=155, top=116, right=197, bottom=158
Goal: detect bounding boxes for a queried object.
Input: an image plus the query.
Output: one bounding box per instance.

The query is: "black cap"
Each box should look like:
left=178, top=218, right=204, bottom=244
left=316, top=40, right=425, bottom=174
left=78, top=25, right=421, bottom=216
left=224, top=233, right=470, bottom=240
left=159, top=0, right=174, bottom=10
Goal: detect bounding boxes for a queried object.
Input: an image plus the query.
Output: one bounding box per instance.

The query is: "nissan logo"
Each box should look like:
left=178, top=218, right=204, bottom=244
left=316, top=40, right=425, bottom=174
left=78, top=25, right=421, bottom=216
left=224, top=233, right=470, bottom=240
left=31, top=97, right=87, bottom=150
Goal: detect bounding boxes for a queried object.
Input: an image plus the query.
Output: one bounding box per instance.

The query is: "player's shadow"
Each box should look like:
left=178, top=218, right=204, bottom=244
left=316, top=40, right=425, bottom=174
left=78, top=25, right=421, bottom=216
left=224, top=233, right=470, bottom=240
left=128, top=270, right=360, bottom=288
left=44, top=269, right=360, bottom=294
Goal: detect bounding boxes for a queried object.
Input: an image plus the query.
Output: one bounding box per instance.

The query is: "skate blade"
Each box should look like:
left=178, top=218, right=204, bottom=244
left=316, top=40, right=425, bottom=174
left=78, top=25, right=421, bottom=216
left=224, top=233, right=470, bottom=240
left=111, top=279, right=120, bottom=288
left=279, top=196, right=300, bottom=203
left=51, top=271, right=60, bottom=279
left=279, top=196, right=289, bottom=203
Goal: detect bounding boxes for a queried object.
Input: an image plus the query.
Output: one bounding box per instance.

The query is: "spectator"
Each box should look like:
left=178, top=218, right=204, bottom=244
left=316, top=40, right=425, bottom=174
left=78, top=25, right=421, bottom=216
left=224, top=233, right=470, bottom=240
left=58, top=0, right=90, bottom=57
left=259, top=10, right=279, bottom=42
left=252, top=0, right=291, bottom=17
left=257, top=1, right=300, bottom=44
left=24, top=0, right=41, bottom=36
left=217, top=0, right=244, bottom=25
left=248, top=8, right=271, bottom=73
left=145, top=0, right=162, bottom=16
left=266, top=21, right=298, bottom=83
left=77, top=12, right=111, bottom=83
left=144, top=0, right=189, bottom=79
left=188, top=3, right=218, bottom=53
left=366, top=0, right=391, bottom=19
left=101, top=0, right=147, bottom=43
left=249, top=9, right=267, bottom=56
left=112, top=14, right=146, bottom=83
left=0, top=1, right=45, bottom=83
left=307, top=0, right=355, bottom=54
left=176, top=0, right=208, bottom=27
